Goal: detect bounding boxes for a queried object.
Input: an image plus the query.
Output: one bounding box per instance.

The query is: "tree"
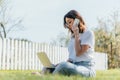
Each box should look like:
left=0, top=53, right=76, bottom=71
left=0, top=0, right=23, bottom=39
left=94, top=11, right=120, bottom=69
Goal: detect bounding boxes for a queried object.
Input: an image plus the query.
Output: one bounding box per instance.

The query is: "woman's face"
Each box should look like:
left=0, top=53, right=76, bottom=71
left=65, top=17, right=74, bottom=30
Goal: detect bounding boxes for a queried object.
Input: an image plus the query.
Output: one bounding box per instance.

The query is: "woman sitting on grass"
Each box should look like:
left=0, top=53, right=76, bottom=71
left=32, top=10, right=96, bottom=77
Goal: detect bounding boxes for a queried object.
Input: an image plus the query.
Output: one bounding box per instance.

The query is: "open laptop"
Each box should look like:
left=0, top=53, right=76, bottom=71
left=37, top=52, right=55, bottom=68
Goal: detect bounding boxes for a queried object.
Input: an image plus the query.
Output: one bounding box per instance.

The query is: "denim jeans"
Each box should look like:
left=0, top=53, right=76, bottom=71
left=52, top=61, right=96, bottom=77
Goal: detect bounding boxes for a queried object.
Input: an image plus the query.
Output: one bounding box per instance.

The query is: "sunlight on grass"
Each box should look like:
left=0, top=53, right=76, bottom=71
left=0, top=69, right=120, bottom=80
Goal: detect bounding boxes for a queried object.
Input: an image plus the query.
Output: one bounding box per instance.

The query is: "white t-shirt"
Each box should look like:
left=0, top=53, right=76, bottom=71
left=68, top=29, right=95, bottom=62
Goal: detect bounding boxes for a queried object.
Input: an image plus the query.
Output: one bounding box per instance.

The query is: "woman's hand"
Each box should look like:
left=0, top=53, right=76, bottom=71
left=72, top=25, right=79, bottom=36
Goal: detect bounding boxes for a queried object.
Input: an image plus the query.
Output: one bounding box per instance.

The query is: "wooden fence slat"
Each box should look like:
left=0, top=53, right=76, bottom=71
left=2, top=38, right=7, bottom=70
left=34, top=43, right=37, bottom=70
left=21, top=41, right=25, bottom=70
left=28, top=42, right=32, bottom=70
left=14, top=40, right=18, bottom=70
left=37, top=43, right=41, bottom=70
left=0, top=38, right=2, bottom=69
left=25, top=41, right=28, bottom=70
left=11, top=39, right=14, bottom=70
left=6, top=39, right=10, bottom=70
left=31, top=42, right=34, bottom=70
left=18, top=40, right=22, bottom=70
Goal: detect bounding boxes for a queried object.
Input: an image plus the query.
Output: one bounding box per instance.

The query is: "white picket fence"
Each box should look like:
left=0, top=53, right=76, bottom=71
left=0, top=38, right=108, bottom=70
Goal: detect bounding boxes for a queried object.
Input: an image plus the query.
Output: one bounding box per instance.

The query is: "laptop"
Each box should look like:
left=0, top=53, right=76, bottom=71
left=37, top=52, right=55, bottom=68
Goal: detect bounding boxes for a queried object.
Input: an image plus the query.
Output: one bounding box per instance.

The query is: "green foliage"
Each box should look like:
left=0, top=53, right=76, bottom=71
left=94, top=11, right=120, bottom=69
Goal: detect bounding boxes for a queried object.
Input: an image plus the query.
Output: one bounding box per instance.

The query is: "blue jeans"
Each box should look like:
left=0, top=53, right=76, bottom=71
left=52, top=61, right=96, bottom=77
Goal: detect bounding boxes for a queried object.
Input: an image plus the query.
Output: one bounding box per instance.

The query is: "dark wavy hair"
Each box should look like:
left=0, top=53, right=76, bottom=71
left=63, top=10, right=85, bottom=33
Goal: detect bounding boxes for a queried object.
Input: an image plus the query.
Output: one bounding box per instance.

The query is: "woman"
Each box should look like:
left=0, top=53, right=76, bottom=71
left=52, top=10, right=96, bottom=77
left=33, top=10, right=96, bottom=77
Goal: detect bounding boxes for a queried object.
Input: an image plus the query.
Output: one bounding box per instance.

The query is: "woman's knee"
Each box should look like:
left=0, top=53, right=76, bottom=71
left=58, top=62, right=71, bottom=68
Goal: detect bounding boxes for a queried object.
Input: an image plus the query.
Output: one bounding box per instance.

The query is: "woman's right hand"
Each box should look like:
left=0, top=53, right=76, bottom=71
left=72, top=25, right=79, bottom=36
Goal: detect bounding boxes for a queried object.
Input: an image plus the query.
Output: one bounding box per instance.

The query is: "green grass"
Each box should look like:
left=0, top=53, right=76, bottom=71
left=0, top=69, right=120, bottom=80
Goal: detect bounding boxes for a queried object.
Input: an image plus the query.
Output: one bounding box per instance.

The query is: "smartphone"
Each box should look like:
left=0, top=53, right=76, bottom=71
left=73, top=18, right=83, bottom=33
left=73, top=18, right=80, bottom=27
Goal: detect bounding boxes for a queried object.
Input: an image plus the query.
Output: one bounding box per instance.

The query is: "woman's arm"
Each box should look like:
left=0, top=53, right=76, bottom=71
left=75, top=35, right=89, bottom=56
left=72, top=23, right=90, bottom=57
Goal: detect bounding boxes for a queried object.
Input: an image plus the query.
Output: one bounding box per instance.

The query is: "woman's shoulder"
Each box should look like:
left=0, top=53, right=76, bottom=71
left=84, top=29, right=94, bottom=35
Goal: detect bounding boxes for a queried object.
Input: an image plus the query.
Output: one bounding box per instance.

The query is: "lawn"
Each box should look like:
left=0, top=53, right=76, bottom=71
left=0, top=69, right=120, bottom=80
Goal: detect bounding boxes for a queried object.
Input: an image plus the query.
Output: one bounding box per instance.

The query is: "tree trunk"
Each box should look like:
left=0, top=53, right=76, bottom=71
left=0, top=23, right=6, bottom=38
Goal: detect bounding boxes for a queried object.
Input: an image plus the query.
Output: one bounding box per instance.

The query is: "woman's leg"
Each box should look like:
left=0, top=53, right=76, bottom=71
left=52, top=62, right=77, bottom=76
left=52, top=61, right=95, bottom=77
